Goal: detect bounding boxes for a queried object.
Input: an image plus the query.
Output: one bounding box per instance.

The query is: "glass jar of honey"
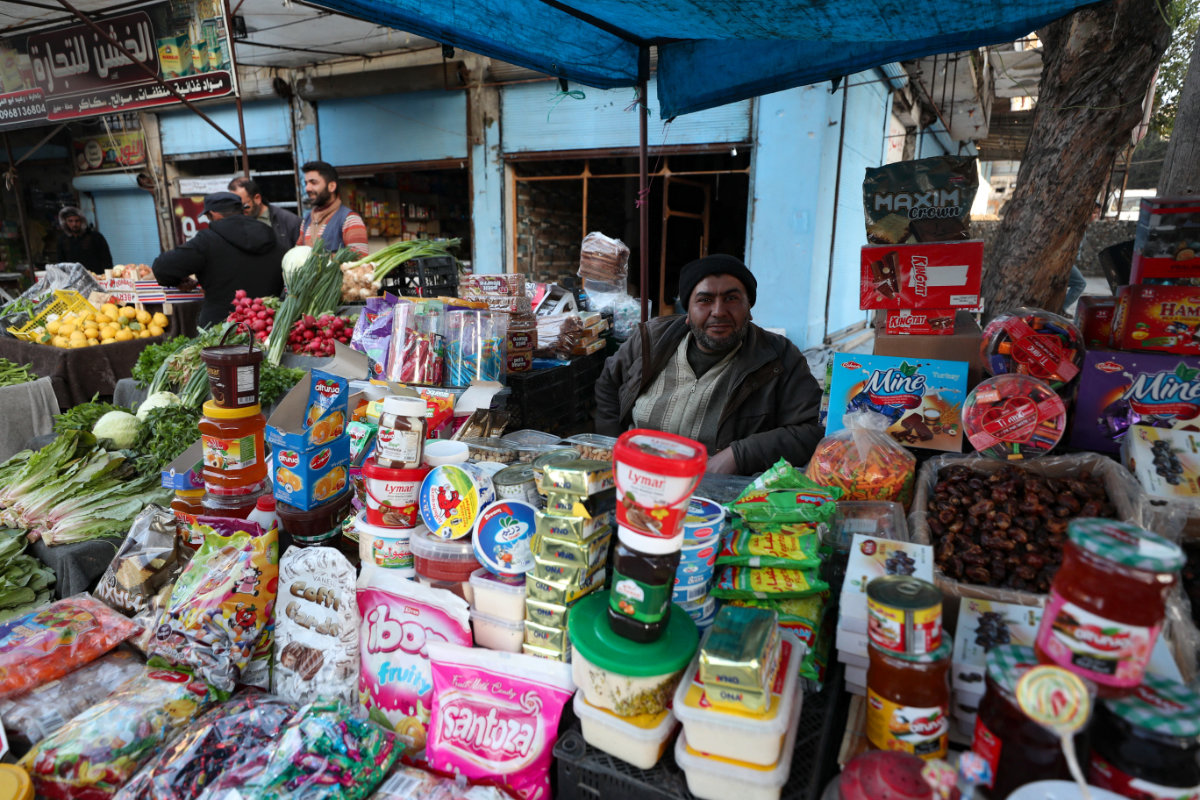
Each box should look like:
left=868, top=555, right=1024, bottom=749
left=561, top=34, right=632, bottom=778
left=866, top=637, right=951, bottom=760
left=199, top=401, right=267, bottom=489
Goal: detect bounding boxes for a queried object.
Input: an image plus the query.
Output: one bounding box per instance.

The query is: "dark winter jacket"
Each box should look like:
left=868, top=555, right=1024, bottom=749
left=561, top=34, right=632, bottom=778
left=594, top=316, right=824, bottom=474
left=56, top=228, right=113, bottom=274
left=267, top=203, right=301, bottom=251
left=152, top=215, right=285, bottom=327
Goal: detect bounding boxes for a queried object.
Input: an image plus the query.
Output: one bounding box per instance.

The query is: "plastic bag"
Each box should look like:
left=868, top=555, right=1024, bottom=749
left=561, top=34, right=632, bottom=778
left=445, top=310, right=506, bottom=386
left=368, top=764, right=513, bottom=800
left=148, top=519, right=278, bottom=693
left=387, top=300, right=446, bottom=385
left=728, top=460, right=841, bottom=525
left=577, top=232, right=629, bottom=283
left=0, top=649, right=144, bottom=753
left=114, top=690, right=296, bottom=800
left=711, top=566, right=829, bottom=600
left=806, top=410, right=916, bottom=507
left=95, top=505, right=186, bottom=617
left=425, top=642, right=574, bottom=800
left=21, top=666, right=215, bottom=800
left=862, top=156, right=978, bottom=244
left=351, top=295, right=399, bottom=379
left=0, top=593, right=139, bottom=699
left=583, top=279, right=640, bottom=339
left=716, top=522, right=821, bottom=569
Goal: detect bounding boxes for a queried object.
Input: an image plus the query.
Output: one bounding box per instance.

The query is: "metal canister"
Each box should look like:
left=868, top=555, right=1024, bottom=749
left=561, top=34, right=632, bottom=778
left=866, top=575, right=943, bottom=656
left=493, top=464, right=542, bottom=507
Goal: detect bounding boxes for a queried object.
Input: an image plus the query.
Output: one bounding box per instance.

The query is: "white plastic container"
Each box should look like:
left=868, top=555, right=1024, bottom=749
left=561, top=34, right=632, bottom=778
left=674, top=696, right=800, bottom=800
left=356, top=512, right=421, bottom=576
left=470, top=608, right=524, bottom=652
left=572, top=691, right=678, bottom=770
left=672, top=629, right=804, bottom=766
left=423, top=439, right=469, bottom=467
left=1007, top=782, right=1127, bottom=800
left=469, top=567, right=526, bottom=623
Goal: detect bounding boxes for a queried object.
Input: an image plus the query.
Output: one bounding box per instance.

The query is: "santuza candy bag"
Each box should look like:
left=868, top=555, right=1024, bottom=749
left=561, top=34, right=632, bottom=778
left=425, top=642, right=575, bottom=800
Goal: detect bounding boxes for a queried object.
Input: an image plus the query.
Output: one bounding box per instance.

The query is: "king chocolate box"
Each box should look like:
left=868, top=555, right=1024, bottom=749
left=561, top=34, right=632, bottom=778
left=860, top=240, right=984, bottom=311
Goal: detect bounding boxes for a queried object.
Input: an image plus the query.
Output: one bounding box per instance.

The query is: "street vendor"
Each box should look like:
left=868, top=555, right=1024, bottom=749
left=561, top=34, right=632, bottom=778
left=151, top=192, right=285, bottom=327
left=297, top=161, right=368, bottom=256
left=55, top=206, right=112, bottom=275
left=595, top=254, right=823, bottom=475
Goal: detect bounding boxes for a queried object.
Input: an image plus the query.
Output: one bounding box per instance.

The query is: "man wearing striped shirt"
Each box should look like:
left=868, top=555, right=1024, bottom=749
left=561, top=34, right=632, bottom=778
left=595, top=254, right=823, bottom=474
left=297, top=160, right=368, bottom=256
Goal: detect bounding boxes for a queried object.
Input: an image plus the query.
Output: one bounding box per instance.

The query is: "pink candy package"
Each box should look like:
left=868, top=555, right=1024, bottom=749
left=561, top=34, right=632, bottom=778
left=425, top=642, right=575, bottom=800
left=358, top=573, right=472, bottom=752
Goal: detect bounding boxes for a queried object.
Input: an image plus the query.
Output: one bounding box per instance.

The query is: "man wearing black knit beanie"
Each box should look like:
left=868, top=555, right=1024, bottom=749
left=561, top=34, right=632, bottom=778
left=595, top=254, right=823, bottom=474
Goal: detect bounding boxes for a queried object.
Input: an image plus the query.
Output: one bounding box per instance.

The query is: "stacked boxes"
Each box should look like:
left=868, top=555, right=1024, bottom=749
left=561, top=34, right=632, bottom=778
left=266, top=370, right=351, bottom=511
left=950, top=599, right=1044, bottom=737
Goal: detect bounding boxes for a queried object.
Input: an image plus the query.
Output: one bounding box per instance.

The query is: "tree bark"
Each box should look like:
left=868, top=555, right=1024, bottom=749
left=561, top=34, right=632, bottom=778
left=1159, top=28, right=1200, bottom=195
left=981, top=0, right=1170, bottom=315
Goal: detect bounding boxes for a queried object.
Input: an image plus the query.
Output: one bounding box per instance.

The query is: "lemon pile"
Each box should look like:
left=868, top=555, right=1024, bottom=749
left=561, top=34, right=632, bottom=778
left=40, top=304, right=169, bottom=348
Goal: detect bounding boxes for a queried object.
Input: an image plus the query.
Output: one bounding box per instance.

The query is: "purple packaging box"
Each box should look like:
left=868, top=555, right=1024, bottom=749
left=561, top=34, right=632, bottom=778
left=1069, top=349, right=1200, bottom=454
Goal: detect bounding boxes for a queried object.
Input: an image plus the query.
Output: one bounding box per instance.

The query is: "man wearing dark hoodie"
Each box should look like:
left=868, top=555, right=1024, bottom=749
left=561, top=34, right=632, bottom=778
left=56, top=206, right=113, bottom=274
left=153, top=192, right=285, bottom=327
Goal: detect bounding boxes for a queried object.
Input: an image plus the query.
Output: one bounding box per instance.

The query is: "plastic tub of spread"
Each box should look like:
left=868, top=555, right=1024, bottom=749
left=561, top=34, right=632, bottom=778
left=672, top=628, right=804, bottom=766
left=419, top=463, right=496, bottom=539
left=200, top=335, right=264, bottom=409
left=423, top=439, right=469, bottom=467
left=462, top=437, right=518, bottom=464
left=681, top=497, right=725, bottom=543
left=674, top=697, right=800, bottom=800
left=362, top=462, right=429, bottom=528
left=470, top=608, right=524, bottom=652
left=411, top=528, right=481, bottom=582
left=573, top=690, right=678, bottom=769
left=569, top=591, right=698, bottom=717
left=613, top=430, right=707, bottom=552
left=567, top=433, right=619, bottom=463
left=355, top=511, right=420, bottom=575
left=0, top=764, right=33, bottom=800
left=416, top=573, right=474, bottom=605
left=473, top=499, right=537, bottom=576
left=469, top=568, right=526, bottom=622
left=277, top=490, right=352, bottom=547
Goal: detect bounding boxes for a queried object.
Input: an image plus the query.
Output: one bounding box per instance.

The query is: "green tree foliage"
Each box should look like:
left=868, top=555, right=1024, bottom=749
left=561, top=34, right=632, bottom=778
left=1152, top=0, right=1200, bottom=136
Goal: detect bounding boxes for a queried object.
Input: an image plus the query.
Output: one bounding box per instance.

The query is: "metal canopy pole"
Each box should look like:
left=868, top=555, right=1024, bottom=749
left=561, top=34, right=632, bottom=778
left=3, top=133, right=37, bottom=283
left=638, top=48, right=650, bottom=322
left=15, top=123, right=67, bottom=167
left=224, top=0, right=250, bottom=177
left=55, top=0, right=246, bottom=153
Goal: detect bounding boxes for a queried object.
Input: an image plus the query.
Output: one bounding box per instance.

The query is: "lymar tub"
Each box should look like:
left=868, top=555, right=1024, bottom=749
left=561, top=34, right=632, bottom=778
left=613, top=430, right=707, bottom=554
left=362, top=462, right=429, bottom=528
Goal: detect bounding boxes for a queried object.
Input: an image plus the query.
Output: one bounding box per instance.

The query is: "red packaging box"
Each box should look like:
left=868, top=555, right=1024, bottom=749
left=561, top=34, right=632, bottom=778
left=1111, top=285, right=1200, bottom=355
left=1130, top=197, right=1200, bottom=283
left=860, top=240, right=984, bottom=310
left=1074, top=295, right=1116, bottom=349
left=881, top=309, right=956, bottom=335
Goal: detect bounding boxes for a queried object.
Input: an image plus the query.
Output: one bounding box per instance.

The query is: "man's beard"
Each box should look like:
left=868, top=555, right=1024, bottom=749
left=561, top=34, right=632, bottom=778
left=687, top=317, right=748, bottom=354
left=306, top=188, right=333, bottom=208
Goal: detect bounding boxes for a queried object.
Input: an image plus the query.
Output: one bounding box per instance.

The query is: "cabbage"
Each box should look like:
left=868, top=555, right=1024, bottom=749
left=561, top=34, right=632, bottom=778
left=282, top=246, right=312, bottom=283
left=92, top=410, right=141, bottom=449
left=135, top=391, right=182, bottom=421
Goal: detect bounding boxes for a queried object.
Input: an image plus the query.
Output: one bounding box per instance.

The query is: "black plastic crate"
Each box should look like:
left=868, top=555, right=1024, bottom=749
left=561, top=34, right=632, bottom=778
left=554, top=663, right=849, bottom=800
left=380, top=256, right=458, bottom=297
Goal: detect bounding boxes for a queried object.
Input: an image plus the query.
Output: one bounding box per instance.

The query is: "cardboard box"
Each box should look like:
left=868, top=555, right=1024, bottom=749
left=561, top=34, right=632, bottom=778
left=951, top=598, right=1044, bottom=692
left=882, top=309, right=956, bottom=335
left=873, top=310, right=985, bottom=389
left=841, top=535, right=934, bottom=620
left=1112, top=284, right=1200, bottom=355
left=1068, top=350, right=1200, bottom=454
left=860, top=241, right=984, bottom=310
left=271, top=437, right=351, bottom=510
left=1130, top=196, right=1200, bottom=283
left=1074, top=295, right=1117, bottom=349
left=1124, top=425, right=1200, bottom=502
left=266, top=372, right=349, bottom=452
left=825, top=353, right=967, bottom=452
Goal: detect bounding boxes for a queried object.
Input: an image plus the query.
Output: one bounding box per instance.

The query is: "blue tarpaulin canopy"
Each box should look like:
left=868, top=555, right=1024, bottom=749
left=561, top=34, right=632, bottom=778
left=308, top=0, right=1094, bottom=118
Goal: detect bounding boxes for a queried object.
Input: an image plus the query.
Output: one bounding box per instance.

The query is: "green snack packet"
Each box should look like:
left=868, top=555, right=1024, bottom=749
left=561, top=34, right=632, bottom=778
left=730, top=488, right=840, bottom=524
left=710, top=565, right=829, bottom=600
left=717, top=524, right=821, bottom=570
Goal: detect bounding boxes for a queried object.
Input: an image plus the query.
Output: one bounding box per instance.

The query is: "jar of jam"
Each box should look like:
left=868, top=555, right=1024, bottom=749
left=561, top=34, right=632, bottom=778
left=199, top=401, right=267, bottom=488
left=377, top=396, right=427, bottom=469
left=866, top=637, right=951, bottom=760
left=1035, top=519, right=1184, bottom=697
left=201, top=480, right=269, bottom=519
left=608, top=531, right=682, bottom=644
left=171, top=488, right=205, bottom=550
left=277, top=491, right=353, bottom=550
left=973, top=645, right=1088, bottom=799
left=1088, top=675, right=1200, bottom=800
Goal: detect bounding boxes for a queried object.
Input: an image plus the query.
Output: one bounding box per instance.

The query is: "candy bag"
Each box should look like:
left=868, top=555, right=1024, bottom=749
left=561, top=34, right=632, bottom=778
left=273, top=546, right=359, bottom=707
left=388, top=299, right=447, bottom=386
left=805, top=410, right=916, bottom=507
left=201, top=700, right=398, bottom=800
left=21, top=666, right=215, bottom=800
left=148, top=518, right=278, bottom=693
left=0, top=593, right=139, bottom=699
left=114, top=690, right=296, bottom=800
left=710, top=566, right=829, bottom=600
left=862, top=155, right=978, bottom=244
left=351, top=295, right=399, bottom=379
left=358, top=573, right=472, bottom=751
left=426, top=642, right=575, bottom=800
left=95, top=505, right=186, bottom=617
left=0, top=649, right=144, bottom=752
left=369, top=764, right=512, bottom=799
left=717, top=523, right=821, bottom=570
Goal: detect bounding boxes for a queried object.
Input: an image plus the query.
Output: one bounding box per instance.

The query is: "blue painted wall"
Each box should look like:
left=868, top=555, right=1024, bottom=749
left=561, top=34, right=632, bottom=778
left=159, top=100, right=291, bottom=155
left=471, top=102, right=505, bottom=274
left=317, top=90, right=468, bottom=166
left=501, top=76, right=750, bottom=153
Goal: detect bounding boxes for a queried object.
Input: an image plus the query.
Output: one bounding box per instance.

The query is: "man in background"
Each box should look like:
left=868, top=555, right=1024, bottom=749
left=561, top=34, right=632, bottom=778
left=152, top=192, right=284, bottom=326
left=228, top=175, right=301, bottom=251
left=297, top=160, right=368, bottom=256
left=55, top=206, right=112, bottom=274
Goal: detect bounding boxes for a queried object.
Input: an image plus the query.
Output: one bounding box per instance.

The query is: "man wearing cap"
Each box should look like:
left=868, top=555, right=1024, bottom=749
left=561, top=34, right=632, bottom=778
left=152, top=192, right=285, bottom=327
left=595, top=254, right=823, bottom=474
left=55, top=206, right=112, bottom=274
left=228, top=175, right=301, bottom=250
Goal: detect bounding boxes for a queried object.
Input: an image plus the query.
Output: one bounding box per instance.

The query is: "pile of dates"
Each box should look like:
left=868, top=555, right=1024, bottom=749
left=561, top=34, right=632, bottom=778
left=927, top=464, right=1115, bottom=592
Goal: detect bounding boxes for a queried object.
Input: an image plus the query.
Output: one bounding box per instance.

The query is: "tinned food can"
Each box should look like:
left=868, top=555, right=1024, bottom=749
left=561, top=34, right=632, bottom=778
left=867, top=575, right=943, bottom=656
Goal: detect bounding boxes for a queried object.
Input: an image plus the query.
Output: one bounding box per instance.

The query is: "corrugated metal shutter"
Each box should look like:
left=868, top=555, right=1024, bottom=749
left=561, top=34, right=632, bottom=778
left=318, top=91, right=468, bottom=166
left=73, top=173, right=160, bottom=266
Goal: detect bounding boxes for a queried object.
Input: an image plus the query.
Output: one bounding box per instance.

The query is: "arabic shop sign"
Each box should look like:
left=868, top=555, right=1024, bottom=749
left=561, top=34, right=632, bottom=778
left=0, top=2, right=236, bottom=131
left=72, top=130, right=147, bottom=173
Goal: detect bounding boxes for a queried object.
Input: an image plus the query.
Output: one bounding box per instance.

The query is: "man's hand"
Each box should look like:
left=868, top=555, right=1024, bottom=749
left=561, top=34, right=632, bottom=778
left=707, top=447, right=738, bottom=474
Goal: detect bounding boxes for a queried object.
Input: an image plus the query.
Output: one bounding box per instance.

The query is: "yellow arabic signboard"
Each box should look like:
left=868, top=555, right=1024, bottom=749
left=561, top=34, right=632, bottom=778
left=72, top=130, right=147, bottom=173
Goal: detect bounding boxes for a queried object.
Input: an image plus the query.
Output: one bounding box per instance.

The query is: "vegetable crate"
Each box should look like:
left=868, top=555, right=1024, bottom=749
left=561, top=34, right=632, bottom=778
left=380, top=256, right=458, bottom=297
left=6, top=290, right=95, bottom=341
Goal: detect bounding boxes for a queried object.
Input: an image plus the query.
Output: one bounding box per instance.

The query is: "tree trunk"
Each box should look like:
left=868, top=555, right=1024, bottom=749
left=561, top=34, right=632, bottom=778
left=1159, top=28, right=1200, bottom=195
left=981, top=0, right=1170, bottom=315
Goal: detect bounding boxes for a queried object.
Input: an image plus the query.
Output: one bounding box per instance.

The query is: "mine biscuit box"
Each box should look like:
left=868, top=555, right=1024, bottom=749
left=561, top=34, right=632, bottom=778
left=1111, top=285, right=1200, bottom=355
left=860, top=240, right=984, bottom=310
left=1068, top=350, right=1200, bottom=455
left=826, top=353, right=968, bottom=452
left=1130, top=196, right=1200, bottom=283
